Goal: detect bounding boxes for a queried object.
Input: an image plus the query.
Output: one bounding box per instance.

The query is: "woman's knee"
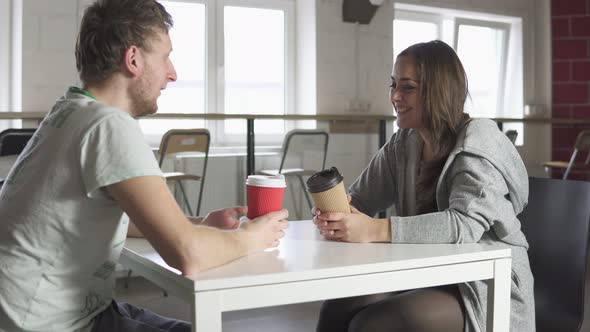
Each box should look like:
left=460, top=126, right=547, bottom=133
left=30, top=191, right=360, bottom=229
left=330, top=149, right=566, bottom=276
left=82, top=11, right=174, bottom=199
left=348, top=308, right=399, bottom=332
left=347, top=287, right=464, bottom=332
left=317, top=294, right=392, bottom=332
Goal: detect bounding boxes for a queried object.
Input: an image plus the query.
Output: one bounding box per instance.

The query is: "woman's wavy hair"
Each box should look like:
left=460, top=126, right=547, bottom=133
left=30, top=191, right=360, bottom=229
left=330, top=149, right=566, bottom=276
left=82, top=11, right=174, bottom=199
left=397, top=40, right=470, bottom=159
left=75, top=0, right=173, bottom=86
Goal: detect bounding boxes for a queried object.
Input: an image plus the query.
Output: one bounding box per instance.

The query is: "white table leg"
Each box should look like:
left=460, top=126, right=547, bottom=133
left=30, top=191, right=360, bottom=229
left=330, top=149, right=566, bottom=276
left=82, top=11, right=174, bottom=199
left=486, top=258, right=512, bottom=332
left=192, top=291, right=222, bottom=332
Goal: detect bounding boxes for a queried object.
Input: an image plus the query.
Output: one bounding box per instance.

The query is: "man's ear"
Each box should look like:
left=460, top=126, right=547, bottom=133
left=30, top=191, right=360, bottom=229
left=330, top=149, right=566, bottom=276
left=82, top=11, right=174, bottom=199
left=123, top=45, right=142, bottom=77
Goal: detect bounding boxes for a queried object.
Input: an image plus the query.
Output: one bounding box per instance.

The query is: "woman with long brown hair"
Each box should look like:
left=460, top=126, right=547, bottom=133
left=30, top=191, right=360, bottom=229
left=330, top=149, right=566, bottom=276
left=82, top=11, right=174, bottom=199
left=314, top=40, right=534, bottom=331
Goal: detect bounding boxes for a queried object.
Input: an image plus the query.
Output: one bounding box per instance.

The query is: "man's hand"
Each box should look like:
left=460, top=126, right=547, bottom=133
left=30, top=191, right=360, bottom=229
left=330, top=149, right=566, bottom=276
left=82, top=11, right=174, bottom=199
left=202, top=206, right=247, bottom=229
left=239, top=209, right=290, bottom=253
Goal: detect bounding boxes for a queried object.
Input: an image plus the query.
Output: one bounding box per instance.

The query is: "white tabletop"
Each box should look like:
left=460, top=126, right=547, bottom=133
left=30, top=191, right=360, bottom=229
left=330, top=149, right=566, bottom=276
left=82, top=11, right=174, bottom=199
left=122, top=220, right=513, bottom=331
left=123, top=220, right=511, bottom=292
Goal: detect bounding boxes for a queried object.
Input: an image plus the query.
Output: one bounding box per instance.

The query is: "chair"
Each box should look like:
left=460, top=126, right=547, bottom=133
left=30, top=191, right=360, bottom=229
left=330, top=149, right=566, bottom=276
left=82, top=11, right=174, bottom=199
left=0, top=128, right=36, bottom=156
left=504, top=129, right=518, bottom=145
left=158, top=129, right=210, bottom=216
left=518, top=177, right=590, bottom=332
left=0, top=129, right=36, bottom=190
left=258, top=129, right=329, bottom=219
left=542, top=130, right=590, bottom=179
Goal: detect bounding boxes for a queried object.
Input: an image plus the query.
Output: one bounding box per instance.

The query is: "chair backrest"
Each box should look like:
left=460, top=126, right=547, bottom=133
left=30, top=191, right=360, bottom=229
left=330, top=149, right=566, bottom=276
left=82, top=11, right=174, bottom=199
left=278, top=129, right=329, bottom=173
left=561, top=130, right=590, bottom=179
left=574, top=130, right=590, bottom=151
left=158, top=129, right=210, bottom=167
left=574, top=130, right=590, bottom=166
left=0, top=128, right=37, bottom=156
left=518, top=177, right=590, bottom=332
left=504, top=130, right=518, bottom=144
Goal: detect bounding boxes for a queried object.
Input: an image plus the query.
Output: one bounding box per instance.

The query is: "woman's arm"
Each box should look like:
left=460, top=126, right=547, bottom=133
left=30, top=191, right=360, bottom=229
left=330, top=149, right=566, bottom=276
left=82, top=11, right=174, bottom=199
left=347, top=134, right=398, bottom=216
left=316, top=153, right=518, bottom=244
left=390, top=154, right=515, bottom=244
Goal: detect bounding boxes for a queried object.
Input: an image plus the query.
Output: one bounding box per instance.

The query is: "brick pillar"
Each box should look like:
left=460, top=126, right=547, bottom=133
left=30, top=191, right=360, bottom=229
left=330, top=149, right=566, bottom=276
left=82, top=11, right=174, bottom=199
left=551, top=0, right=590, bottom=180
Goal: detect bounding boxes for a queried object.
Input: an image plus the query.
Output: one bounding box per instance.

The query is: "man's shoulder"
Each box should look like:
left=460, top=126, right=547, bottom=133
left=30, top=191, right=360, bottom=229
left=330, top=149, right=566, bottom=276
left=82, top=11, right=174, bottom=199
left=47, top=97, right=132, bottom=132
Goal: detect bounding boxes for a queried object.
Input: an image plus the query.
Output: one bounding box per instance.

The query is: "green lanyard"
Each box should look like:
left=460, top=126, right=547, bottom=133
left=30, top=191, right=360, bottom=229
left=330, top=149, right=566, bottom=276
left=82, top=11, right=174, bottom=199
left=68, top=86, right=97, bottom=100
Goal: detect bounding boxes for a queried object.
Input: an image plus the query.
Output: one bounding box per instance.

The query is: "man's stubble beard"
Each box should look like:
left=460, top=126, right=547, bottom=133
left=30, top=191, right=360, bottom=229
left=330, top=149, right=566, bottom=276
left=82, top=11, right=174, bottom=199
left=129, top=75, right=158, bottom=118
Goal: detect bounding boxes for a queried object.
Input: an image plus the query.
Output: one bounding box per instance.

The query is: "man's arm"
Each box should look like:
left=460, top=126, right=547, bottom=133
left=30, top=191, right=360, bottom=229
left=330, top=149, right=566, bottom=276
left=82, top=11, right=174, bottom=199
left=127, top=207, right=245, bottom=238
left=107, top=176, right=287, bottom=276
left=127, top=220, right=144, bottom=237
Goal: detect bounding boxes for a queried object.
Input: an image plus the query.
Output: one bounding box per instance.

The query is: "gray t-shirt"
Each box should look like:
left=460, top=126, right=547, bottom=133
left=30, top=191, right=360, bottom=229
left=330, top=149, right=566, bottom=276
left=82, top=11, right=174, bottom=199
left=0, top=89, right=162, bottom=332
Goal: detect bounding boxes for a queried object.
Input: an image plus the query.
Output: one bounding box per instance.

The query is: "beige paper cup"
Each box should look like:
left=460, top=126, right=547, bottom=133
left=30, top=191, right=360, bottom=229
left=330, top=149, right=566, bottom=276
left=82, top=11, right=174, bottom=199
left=306, top=167, right=350, bottom=213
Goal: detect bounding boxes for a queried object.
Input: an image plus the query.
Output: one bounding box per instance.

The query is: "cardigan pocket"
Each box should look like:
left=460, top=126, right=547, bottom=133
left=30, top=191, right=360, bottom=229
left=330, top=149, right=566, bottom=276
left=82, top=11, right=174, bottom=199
left=511, top=269, right=521, bottom=290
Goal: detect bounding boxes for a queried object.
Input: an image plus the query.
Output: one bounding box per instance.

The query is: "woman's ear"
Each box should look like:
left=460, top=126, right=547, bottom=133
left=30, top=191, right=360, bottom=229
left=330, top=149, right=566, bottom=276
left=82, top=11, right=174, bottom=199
left=122, top=45, right=142, bottom=77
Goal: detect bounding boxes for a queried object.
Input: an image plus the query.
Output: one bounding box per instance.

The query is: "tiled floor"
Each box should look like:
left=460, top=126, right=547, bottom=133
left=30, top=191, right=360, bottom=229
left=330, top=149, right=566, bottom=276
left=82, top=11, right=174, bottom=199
left=117, top=255, right=590, bottom=331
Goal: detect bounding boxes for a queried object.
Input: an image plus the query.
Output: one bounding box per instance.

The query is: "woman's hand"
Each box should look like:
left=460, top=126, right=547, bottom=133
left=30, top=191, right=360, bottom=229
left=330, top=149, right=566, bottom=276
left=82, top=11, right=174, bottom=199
left=202, top=206, right=247, bottom=229
left=313, top=206, right=391, bottom=243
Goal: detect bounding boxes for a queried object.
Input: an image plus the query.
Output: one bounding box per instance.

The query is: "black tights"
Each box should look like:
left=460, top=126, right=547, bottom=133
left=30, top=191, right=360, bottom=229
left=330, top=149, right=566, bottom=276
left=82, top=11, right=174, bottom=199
left=316, top=285, right=465, bottom=332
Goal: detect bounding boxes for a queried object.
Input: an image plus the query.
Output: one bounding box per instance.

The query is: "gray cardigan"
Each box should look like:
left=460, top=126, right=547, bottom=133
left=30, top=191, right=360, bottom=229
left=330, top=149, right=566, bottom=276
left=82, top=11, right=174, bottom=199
left=349, top=118, right=535, bottom=332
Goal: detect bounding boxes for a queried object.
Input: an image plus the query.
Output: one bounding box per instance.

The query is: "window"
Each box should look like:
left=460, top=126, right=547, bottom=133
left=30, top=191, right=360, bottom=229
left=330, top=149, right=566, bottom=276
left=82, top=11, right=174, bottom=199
left=142, top=1, right=206, bottom=136
left=221, top=5, right=286, bottom=139
left=455, top=19, right=510, bottom=119
left=393, top=4, right=523, bottom=144
left=393, top=11, right=440, bottom=59
left=140, top=0, right=295, bottom=146
left=0, top=0, right=22, bottom=131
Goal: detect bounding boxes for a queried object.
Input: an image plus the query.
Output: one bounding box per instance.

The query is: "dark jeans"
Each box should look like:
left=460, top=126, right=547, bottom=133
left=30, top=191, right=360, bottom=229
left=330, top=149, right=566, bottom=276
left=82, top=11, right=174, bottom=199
left=91, top=301, right=191, bottom=332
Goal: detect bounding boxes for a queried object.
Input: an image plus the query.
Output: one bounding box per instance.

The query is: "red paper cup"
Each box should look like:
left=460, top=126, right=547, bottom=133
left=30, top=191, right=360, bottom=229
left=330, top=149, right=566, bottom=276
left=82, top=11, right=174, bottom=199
left=246, top=175, right=287, bottom=219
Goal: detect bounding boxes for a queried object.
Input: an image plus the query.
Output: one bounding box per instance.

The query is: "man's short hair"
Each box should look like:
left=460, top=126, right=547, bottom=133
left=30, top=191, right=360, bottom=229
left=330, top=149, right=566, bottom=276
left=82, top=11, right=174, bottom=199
left=75, top=0, right=173, bottom=86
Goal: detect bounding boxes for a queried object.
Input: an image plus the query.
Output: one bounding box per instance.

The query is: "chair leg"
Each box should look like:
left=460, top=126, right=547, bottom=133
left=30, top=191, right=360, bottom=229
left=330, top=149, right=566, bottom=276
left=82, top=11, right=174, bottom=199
left=287, top=176, right=302, bottom=220
left=563, top=150, right=578, bottom=180
left=177, top=181, right=194, bottom=216
left=123, top=269, right=133, bottom=289
left=196, top=180, right=204, bottom=216
left=298, top=175, right=313, bottom=214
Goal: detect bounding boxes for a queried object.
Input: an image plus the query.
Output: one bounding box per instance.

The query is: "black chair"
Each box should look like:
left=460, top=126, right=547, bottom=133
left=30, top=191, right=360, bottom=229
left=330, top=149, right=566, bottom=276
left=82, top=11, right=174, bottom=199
left=0, top=128, right=37, bottom=156
left=542, top=130, right=590, bottom=179
left=0, top=129, right=36, bottom=190
left=504, top=129, right=518, bottom=145
left=519, top=177, right=590, bottom=332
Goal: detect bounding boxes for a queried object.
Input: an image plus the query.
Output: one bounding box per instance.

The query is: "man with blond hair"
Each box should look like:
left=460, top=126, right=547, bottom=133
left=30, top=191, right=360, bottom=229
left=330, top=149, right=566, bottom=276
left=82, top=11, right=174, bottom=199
left=0, top=1, right=288, bottom=331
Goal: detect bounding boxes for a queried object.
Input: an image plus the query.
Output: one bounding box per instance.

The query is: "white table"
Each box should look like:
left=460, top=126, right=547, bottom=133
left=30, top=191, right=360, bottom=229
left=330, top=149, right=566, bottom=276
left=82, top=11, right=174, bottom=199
left=121, top=221, right=512, bottom=332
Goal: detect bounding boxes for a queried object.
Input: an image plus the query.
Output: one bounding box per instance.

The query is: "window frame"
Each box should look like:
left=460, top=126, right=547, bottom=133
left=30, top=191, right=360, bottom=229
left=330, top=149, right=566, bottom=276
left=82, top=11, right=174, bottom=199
left=214, top=0, right=296, bottom=146
left=0, top=0, right=22, bottom=125
left=453, top=18, right=510, bottom=118
left=126, top=0, right=296, bottom=147
left=393, top=3, right=523, bottom=120
left=393, top=9, right=443, bottom=58
left=155, top=0, right=295, bottom=146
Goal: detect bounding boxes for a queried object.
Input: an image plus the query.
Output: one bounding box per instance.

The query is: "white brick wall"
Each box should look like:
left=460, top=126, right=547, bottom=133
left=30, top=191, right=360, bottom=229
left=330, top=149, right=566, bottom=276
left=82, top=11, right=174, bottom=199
left=21, top=0, right=78, bottom=112
left=315, top=0, right=394, bottom=116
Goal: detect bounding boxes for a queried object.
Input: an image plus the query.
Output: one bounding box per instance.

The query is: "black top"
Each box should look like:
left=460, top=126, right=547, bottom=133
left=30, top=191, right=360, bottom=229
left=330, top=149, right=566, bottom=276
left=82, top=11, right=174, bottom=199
left=306, top=167, right=344, bottom=193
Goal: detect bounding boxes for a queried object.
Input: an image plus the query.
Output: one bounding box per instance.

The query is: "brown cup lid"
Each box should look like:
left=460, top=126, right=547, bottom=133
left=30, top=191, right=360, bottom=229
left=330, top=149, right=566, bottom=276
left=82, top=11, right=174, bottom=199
left=306, top=167, right=344, bottom=193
